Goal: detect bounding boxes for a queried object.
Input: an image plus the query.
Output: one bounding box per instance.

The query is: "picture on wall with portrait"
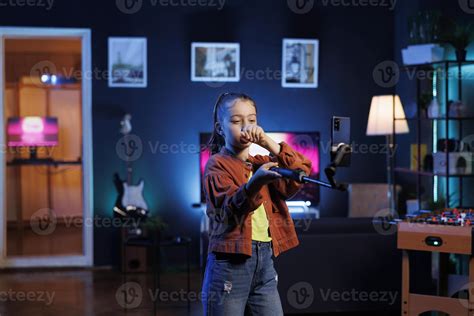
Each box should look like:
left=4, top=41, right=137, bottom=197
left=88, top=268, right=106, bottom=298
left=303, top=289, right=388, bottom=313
left=191, top=42, right=240, bottom=82
left=282, top=38, right=319, bottom=88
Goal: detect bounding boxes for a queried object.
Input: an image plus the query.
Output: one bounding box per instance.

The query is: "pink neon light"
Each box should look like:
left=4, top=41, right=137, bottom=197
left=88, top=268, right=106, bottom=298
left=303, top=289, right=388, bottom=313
left=22, top=117, right=44, bottom=133
left=7, top=117, right=58, bottom=147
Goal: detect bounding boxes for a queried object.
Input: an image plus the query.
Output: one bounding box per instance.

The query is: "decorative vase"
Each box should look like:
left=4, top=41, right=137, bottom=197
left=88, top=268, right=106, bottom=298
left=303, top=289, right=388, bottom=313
left=427, top=99, right=440, bottom=118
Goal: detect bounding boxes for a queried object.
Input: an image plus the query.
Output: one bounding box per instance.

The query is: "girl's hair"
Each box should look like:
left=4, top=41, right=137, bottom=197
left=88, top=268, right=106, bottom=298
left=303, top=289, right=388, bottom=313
left=206, top=92, right=257, bottom=154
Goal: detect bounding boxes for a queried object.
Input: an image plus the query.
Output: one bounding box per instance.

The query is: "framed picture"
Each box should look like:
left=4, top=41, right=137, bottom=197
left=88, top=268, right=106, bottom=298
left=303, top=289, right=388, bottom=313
left=191, top=42, right=240, bottom=82
left=282, top=38, right=319, bottom=88
left=108, top=37, right=147, bottom=88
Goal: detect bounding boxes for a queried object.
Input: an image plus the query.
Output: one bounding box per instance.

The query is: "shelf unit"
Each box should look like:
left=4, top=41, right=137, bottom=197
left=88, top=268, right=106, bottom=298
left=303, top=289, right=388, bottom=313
left=393, top=60, right=474, bottom=210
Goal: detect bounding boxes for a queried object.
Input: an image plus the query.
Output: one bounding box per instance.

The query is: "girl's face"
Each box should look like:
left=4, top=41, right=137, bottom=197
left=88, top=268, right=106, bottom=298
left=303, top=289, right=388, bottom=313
left=217, top=99, right=257, bottom=150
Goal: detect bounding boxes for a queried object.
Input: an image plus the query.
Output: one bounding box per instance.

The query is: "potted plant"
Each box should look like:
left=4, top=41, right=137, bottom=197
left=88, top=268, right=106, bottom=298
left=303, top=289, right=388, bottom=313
left=422, top=192, right=459, bottom=211
left=440, top=21, right=474, bottom=62
left=402, top=10, right=444, bottom=65
left=141, top=215, right=167, bottom=236
left=123, top=215, right=167, bottom=241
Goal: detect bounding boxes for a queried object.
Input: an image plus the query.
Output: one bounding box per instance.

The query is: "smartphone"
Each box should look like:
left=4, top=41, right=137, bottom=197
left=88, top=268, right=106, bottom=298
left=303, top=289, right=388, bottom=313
left=331, top=116, right=351, bottom=167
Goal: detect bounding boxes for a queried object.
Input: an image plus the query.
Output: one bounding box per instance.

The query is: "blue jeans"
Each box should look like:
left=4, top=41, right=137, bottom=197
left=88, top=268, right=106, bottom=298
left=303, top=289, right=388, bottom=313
left=202, top=241, right=283, bottom=316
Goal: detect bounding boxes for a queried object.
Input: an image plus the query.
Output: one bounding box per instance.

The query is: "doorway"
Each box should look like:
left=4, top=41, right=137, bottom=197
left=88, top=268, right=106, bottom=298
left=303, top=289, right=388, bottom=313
left=0, top=27, right=93, bottom=268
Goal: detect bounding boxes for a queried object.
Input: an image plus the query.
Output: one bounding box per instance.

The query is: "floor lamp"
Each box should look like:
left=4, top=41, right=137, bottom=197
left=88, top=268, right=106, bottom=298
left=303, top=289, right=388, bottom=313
left=366, top=95, right=409, bottom=211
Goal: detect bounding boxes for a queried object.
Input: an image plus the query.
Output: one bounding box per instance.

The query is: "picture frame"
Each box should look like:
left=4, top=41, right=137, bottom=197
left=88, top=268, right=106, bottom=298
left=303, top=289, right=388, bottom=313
left=108, top=37, right=147, bottom=88
left=191, top=42, right=240, bottom=82
left=282, top=38, right=319, bottom=88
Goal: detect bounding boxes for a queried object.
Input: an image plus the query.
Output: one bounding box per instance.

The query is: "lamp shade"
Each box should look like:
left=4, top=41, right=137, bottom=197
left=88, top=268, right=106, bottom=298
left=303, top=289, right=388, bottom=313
left=366, top=95, right=409, bottom=136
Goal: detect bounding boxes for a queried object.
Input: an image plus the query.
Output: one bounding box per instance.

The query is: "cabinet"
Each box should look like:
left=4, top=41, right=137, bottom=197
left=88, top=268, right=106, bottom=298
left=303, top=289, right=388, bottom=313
left=394, top=61, right=474, bottom=211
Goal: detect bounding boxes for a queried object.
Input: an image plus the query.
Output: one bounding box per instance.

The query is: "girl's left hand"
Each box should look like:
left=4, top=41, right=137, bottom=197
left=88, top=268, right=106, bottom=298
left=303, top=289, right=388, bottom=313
left=240, top=125, right=268, bottom=147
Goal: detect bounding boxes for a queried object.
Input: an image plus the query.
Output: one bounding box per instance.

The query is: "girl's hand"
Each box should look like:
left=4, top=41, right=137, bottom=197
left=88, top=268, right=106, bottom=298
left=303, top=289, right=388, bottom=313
left=245, top=162, right=282, bottom=195
left=240, top=125, right=281, bottom=156
left=240, top=125, right=269, bottom=148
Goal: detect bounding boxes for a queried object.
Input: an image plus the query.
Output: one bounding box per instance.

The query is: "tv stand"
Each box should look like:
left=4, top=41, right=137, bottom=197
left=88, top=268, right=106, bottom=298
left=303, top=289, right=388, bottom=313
left=7, top=158, right=82, bottom=166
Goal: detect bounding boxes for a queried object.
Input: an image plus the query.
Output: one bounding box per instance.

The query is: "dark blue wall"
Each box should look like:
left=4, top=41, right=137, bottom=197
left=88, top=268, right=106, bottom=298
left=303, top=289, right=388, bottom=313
left=1, top=0, right=399, bottom=266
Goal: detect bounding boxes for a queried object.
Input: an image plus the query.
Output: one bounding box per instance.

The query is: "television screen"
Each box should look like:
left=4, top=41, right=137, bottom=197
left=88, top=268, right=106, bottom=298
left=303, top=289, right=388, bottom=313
left=199, top=132, right=320, bottom=206
left=7, top=117, right=59, bottom=147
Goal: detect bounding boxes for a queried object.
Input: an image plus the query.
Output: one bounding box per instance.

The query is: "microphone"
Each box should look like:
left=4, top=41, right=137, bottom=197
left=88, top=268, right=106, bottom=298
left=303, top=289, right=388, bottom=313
left=269, top=167, right=307, bottom=183
left=270, top=166, right=346, bottom=191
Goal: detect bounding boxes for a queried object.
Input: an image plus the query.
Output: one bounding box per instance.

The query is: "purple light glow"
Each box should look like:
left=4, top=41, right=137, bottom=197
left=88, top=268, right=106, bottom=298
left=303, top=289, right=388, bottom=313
left=7, top=117, right=59, bottom=147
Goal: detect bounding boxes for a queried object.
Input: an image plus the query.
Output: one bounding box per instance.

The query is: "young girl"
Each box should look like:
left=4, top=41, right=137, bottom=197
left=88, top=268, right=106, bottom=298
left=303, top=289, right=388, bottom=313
left=201, top=92, right=312, bottom=315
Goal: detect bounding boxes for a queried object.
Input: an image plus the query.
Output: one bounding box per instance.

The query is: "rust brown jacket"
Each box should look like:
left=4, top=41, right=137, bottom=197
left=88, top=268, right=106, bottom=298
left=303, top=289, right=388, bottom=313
left=203, top=142, right=312, bottom=257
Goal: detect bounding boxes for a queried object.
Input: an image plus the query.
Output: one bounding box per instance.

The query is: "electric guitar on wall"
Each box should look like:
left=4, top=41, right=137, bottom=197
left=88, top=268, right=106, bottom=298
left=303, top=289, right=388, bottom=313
left=113, top=114, right=149, bottom=218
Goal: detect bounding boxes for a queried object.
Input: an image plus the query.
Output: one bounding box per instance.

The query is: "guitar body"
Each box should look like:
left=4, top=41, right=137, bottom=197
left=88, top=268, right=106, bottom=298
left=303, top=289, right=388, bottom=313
left=113, top=114, right=150, bottom=218
left=122, top=179, right=148, bottom=210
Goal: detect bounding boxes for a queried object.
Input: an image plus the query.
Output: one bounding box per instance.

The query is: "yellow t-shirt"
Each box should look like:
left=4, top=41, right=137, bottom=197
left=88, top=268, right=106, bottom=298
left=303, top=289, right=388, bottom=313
left=248, top=172, right=272, bottom=242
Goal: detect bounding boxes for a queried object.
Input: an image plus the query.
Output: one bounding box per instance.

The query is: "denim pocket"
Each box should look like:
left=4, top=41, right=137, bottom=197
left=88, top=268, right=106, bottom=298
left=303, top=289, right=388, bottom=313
left=213, top=252, right=247, bottom=264
left=213, top=252, right=231, bottom=264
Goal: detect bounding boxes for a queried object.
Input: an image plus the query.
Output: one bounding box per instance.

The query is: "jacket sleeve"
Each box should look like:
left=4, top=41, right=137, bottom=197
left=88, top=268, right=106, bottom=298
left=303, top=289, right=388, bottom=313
left=204, top=170, right=264, bottom=219
left=269, top=141, right=313, bottom=200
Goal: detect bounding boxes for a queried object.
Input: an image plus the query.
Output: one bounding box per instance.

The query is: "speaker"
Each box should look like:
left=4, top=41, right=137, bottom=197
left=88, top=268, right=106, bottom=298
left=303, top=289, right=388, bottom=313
left=122, top=245, right=148, bottom=273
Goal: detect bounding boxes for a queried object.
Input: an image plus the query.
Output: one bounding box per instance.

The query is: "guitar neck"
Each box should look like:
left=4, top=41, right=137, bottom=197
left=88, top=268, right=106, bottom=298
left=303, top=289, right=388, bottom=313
left=127, top=161, right=133, bottom=185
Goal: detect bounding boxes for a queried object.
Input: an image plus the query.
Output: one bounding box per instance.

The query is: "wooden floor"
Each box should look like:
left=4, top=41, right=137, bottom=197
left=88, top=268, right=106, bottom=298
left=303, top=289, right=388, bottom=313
left=0, top=268, right=400, bottom=316
left=0, top=268, right=203, bottom=316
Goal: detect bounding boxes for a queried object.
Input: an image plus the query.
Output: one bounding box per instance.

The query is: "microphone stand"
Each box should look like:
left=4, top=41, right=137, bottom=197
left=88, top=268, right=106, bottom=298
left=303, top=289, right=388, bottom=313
left=271, top=144, right=351, bottom=192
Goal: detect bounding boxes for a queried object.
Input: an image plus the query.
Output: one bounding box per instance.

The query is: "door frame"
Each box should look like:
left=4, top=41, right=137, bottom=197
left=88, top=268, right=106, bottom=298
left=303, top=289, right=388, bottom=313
left=0, top=27, right=93, bottom=268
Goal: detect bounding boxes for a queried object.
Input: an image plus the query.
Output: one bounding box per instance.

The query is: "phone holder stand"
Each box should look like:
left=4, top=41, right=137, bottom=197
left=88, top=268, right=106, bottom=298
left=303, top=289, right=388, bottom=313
left=278, top=143, right=351, bottom=191
left=324, top=143, right=352, bottom=191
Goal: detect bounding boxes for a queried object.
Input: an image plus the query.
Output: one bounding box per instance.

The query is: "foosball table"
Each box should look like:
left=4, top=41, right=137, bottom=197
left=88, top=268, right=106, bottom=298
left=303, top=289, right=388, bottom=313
left=397, top=208, right=474, bottom=316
